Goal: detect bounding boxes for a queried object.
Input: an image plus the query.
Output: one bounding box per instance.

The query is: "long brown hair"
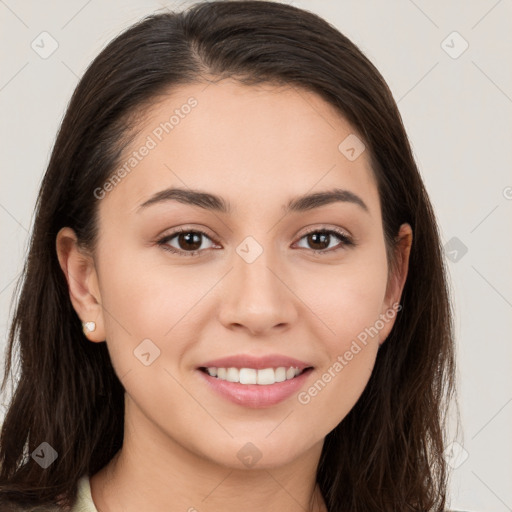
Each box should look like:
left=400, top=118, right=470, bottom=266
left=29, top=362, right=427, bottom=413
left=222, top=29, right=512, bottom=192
left=0, top=1, right=458, bottom=510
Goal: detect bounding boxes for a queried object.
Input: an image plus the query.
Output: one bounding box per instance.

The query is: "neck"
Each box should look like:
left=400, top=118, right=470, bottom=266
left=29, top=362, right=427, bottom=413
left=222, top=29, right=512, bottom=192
left=90, top=396, right=327, bottom=512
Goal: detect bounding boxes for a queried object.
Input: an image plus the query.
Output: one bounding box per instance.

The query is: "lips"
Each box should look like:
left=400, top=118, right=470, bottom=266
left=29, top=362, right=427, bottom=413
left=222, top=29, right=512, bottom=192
left=196, top=354, right=314, bottom=408
left=198, top=354, right=312, bottom=371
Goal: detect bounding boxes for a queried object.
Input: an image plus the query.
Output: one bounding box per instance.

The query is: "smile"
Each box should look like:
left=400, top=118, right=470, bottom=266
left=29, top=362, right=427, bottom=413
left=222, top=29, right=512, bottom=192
left=197, top=366, right=314, bottom=408
left=200, top=366, right=306, bottom=385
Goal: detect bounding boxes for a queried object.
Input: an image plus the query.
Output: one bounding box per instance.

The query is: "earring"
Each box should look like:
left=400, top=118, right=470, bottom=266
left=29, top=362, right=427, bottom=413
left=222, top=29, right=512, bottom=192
left=82, top=321, right=96, bottom=335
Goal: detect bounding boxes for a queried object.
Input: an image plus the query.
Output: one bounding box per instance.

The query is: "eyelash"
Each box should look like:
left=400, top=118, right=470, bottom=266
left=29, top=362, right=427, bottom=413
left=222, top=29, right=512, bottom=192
left=156, top=226, right=355, bottom=257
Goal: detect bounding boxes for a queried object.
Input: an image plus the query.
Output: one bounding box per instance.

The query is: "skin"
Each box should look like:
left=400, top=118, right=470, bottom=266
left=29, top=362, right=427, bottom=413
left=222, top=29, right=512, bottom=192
left=56, top=79, right=412, bottom=512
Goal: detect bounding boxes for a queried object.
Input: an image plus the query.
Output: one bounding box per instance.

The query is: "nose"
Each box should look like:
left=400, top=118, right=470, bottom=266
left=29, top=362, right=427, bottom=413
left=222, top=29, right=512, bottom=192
left=217, top=246, right=298, bottom=337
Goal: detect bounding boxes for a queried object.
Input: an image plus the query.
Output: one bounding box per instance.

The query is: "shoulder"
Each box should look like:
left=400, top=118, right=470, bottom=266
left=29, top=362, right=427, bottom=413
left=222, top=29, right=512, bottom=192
left=70, top=475, right=98, bottom=512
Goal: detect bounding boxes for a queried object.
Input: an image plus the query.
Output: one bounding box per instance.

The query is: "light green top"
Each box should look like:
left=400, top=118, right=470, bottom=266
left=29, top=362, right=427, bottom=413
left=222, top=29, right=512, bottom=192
left=70, top=476, right=98, bottom=512
left=9, top=477, right=470, bottom=511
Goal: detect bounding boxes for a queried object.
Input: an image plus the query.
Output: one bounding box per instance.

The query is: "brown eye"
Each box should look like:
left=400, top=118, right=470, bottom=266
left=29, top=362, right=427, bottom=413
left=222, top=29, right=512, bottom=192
left=175, top=231, right=203, bottom=251
left=295, top=228, right=354, bottom=254
left=158, top=229, right=217, bottom=256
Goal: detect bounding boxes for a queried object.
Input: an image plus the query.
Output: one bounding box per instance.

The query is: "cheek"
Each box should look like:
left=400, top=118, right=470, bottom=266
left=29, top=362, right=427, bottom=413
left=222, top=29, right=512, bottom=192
left=296, top=339, right=379, bottom=438
left=93, top=238, right=172, bottom=371
left=292, top=245, right=388, bottom=421
left=297, top=245, right=390, bottom=348
left=95, top=237, right=223, bottom=379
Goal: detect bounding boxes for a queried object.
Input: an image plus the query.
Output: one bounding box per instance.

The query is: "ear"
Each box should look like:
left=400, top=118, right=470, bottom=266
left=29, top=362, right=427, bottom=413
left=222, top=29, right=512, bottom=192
left=378, top=223, right=413, bottom=345
left=55, top=227, right=106, bottom=343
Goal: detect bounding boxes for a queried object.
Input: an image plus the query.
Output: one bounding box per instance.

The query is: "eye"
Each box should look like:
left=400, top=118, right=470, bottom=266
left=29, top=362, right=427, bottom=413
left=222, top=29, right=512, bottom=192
left=157, top=228, right=218, bottom=257
left=157, top=226, right=354, bottom=257
left=294, top=227, right=354, bottom=254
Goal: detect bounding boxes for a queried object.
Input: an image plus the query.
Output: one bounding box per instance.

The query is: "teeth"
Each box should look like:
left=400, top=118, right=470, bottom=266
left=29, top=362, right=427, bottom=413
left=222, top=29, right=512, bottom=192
left=239, top=368, right=257, bottom=384
left=226, top=367, right=239, bottom=382
left=257, top=368, right=275, bottom=385
left=204, top=366, right=303, bottom=385
left=274, top=367, right=286, bottom=382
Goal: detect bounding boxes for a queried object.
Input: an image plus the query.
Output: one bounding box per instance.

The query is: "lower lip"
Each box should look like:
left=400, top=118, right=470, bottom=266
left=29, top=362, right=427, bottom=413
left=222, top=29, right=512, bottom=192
left=196, top=368, right=313, bottom=408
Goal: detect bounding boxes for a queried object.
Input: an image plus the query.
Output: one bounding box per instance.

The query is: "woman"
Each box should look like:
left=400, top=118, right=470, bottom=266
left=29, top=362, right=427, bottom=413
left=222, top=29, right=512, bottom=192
left=0, top=1, right=458, bottom=510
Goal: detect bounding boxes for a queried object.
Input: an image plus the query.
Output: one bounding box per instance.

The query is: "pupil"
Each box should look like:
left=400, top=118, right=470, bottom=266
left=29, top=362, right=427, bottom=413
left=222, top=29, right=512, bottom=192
left=310, top=232, right=329, bottom=250
left=180, top=232, right=201, bottom=251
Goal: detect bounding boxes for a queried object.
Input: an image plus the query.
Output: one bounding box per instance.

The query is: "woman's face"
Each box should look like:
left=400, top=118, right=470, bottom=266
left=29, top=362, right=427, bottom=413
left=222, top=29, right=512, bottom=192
left=61, top=79, right=411, bottom=469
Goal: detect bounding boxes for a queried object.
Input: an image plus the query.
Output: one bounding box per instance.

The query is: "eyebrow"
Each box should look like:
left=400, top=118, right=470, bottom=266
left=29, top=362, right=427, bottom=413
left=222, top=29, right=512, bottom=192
left=136, top=187, right=369, bottom=214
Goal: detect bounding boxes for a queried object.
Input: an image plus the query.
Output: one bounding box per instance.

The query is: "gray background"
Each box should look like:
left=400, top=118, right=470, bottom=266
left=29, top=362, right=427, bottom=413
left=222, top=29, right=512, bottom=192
left=1, top=1, right=511, bottom=510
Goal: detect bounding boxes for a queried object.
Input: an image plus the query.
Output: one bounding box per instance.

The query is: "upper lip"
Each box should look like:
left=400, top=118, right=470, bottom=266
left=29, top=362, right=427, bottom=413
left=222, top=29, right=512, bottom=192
left=198, top=354, right=313, bottom=371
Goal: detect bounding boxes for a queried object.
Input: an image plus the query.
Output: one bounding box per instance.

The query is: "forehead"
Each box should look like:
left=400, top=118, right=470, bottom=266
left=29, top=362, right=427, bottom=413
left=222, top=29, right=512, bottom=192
left=99, top=79, right=379, bottom=218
